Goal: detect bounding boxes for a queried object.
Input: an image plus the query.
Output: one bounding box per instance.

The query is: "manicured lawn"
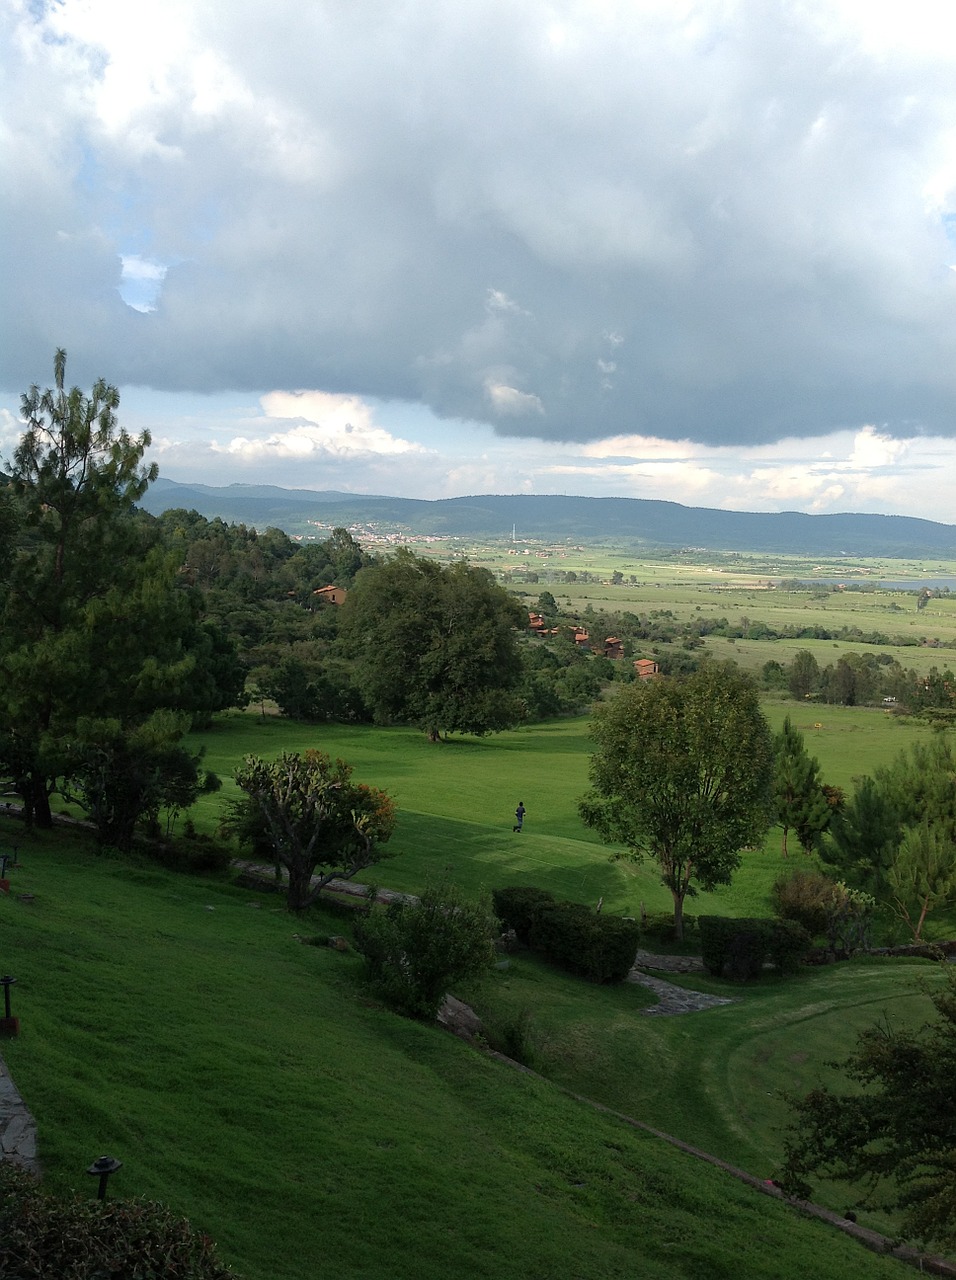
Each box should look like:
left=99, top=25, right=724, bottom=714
left=187, top=705, right=952, bottom=936
left=0, top=821, right=917, bottom=1279
left=5, top=701, right=953, bottom=1276
left=466, top=951, right=947, bottom=1237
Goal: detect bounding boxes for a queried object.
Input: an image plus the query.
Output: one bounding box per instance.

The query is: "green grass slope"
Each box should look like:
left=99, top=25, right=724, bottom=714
left=0, top=823, right=918, bottom=1280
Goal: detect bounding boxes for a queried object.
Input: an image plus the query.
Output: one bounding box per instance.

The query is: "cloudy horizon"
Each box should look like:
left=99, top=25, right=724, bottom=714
left=4, top=1, right=956, bottom=522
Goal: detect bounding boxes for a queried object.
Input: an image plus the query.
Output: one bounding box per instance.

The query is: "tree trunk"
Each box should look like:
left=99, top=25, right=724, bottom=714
left=671, top=889, right=685, bottom=941
left=286, top=860, right=313, bottom=912
left=29, top=773, right=52, bottom=829
left=427, top=727, right=442, bottom=743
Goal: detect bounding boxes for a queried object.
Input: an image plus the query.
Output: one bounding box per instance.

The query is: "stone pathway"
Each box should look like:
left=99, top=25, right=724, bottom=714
left=0, top=1053, right=38, bottom=1173
left=628, top=950, right=739, bottom=1016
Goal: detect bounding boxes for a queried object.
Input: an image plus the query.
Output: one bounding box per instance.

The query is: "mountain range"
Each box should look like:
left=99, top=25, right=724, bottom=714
left=140, top=477, right=956, bottom=558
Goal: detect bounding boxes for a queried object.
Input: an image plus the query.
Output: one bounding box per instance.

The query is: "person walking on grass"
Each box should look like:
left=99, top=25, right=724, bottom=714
left=513, top=801, right=526, bottom=833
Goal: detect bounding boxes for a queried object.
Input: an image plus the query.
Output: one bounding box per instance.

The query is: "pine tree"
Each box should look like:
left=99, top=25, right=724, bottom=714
left=772, top=717, right=831, bottom=856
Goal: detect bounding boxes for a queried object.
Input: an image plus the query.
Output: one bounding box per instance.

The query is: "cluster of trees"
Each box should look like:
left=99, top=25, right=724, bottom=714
left=577, top=666, right=956, bottom=948
left=154, top=524, right=577, bottom=734
left=822, top=737, right=956, bottom=941
left=0, top=353, right=244, bottom=848
left=768, top=715, right=956, bottom=943
left=763, top=648, right=955, bottom=713
left=522, top=593, right=955, bottom=714
left=153, top=511, right=375, bottom=723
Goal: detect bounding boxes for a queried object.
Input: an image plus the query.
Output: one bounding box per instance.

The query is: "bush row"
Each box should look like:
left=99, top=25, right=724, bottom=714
left=493, top=886, right=639, bottom=983
left=699, top=915, right=810, bottom=981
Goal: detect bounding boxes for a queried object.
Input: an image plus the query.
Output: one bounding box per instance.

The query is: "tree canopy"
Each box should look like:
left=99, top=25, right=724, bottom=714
left=579, top=662, right=773, bottom=937
left=823, top=736, right=956, bottom=941
left=771, top=716, right=832, bottom=857
left=0, top=351, right=243, bottom=835
left=232, top=751, right=396, bottom=910
left=782, top=968, right=956, bottom=1250
left=339, top=550, right=526, bottom=740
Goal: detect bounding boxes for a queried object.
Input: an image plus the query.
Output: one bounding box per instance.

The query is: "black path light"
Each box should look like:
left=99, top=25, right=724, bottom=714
left=87, top=1154, right=123, bottom=1200
left=0, top=848, right=17, bottom=889
left=0, top=975, right=18, bottom=1036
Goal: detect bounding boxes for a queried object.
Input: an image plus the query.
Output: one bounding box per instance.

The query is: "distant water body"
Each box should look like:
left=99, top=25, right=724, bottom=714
left=791, top=578, right=956, bottom=590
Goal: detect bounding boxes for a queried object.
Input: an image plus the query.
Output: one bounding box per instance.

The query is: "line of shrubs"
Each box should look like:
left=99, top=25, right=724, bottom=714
left=699, top=915, right=810, bottom=982
left=492, top=886, right=640, bottom=984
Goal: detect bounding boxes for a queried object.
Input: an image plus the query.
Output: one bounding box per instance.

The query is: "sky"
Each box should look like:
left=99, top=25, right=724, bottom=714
left=3, top=0, right=956, bottom=521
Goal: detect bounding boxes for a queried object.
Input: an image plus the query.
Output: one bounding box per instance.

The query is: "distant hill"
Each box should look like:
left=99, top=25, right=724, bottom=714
left=140, top=477, right=956, bottom=557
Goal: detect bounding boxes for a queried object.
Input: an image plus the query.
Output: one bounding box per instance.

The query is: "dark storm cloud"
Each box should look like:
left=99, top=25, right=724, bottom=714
left=3, top=0, right=956, bottom=445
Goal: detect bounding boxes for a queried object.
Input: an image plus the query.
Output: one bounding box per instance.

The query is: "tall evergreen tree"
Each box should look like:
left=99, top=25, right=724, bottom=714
left=0, top=351, right=242, bottom=830
left=579, top=663, right=773, bottom=938
left=771, top=717, right=831, bottom=856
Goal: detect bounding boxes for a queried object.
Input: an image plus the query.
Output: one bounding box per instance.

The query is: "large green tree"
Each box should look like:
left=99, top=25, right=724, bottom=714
left=0, top=351, right=242, bottom=828
left=782, top=968, right=956, bottom=1249
left=579, top=663, right=773, bottom=938
left=232, top=751, right=396, bottom=911
left=0, top=351, right=158, bottom=823
left=339, top=550, right=526, bottom=740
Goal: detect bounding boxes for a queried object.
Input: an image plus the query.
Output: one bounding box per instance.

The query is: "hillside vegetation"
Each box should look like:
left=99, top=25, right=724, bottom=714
left=0, top=810, right=930, bottom=1280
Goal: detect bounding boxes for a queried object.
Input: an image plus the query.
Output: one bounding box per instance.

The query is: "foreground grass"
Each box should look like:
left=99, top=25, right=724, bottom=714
left=466, top=952, right=947, bottom=1237
left=0, top=820, right=917, bottom=1279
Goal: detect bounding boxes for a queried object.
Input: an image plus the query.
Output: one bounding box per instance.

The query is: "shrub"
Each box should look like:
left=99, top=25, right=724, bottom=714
left=700, top=916, right=810, bottom=981
left=529, top=901, right=640, bottom=983
left=824, top=882, right=877, bottom=957
left=491, top=886, right=556, bottom=945
left=772, top=871, right=875, bottom=957
left=639, top=910, right=698, bottom=946
left=771, top=868, right=838, bottom=937
left=355, top=881, right=497, bottom=1019
left=766, top=918, right=812, bottom=975
left=0, top=1163, right=238, bottom=1279
left=148, top=830, right=233, bottom=875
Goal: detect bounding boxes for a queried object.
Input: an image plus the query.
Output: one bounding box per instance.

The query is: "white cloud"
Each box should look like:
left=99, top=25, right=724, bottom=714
left=118, top=255, right=168, bottom=312
left=846, top=425, right=908, bottom=470
left=485, top=289, right=528, bottom=316
left=485, top=381, right=545, bottom=416
left=219, top=390, right=428, bottom=460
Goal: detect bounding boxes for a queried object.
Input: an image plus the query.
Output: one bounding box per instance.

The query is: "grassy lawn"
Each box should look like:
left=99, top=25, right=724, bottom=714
left=5, top=699, right=955, bottom=1276
left=0, top=821, right=918, bottom=1280
left=186, top=705, right=952, bottom=935
left=466, top=952, right=947, bottom=1237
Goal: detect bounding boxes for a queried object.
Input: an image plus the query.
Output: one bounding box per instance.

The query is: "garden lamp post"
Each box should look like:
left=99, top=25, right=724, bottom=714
left=0, top=849, right=15, bottom=892
left=87, top=1155, right=123, bottom=1200
left=0, top=975, right=18, bottom=1036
